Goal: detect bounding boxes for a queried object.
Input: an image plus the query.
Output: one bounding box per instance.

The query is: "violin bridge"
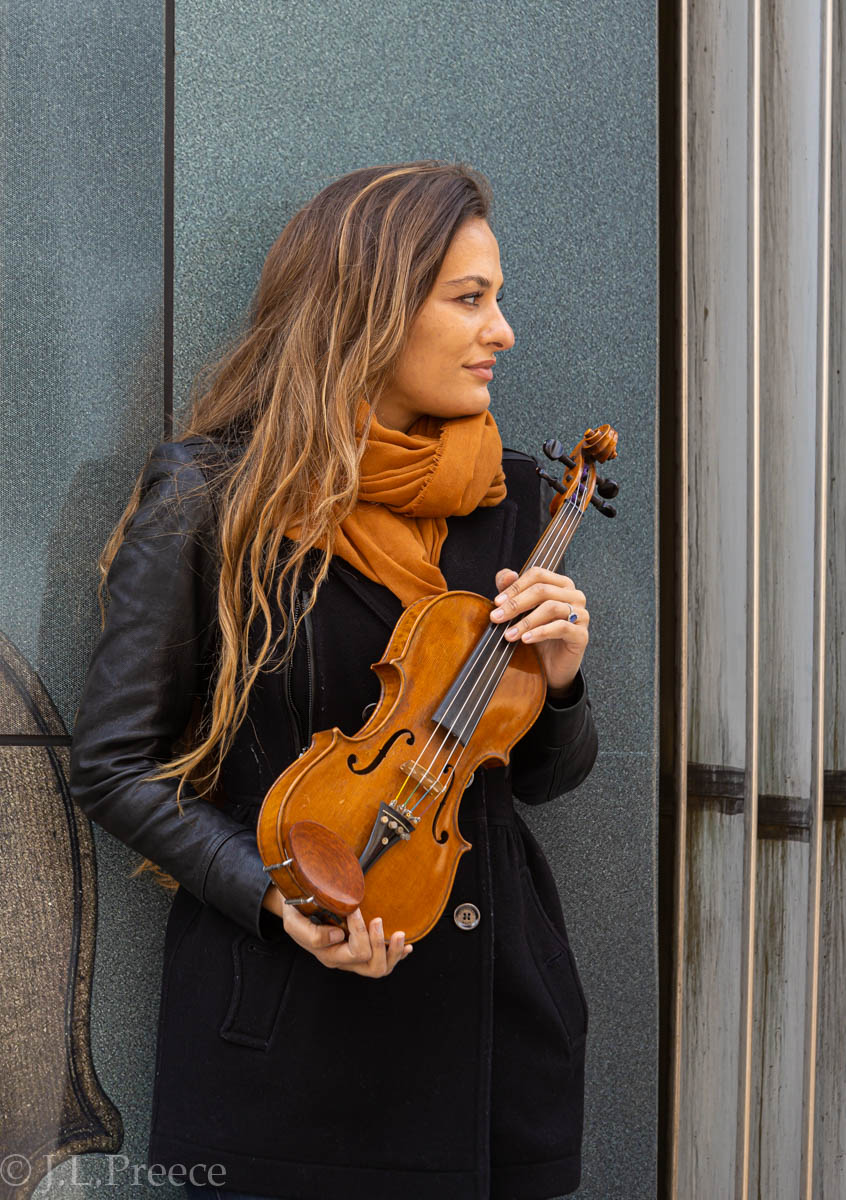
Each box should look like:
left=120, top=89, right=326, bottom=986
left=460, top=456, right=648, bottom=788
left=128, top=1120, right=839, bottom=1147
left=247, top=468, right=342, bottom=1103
left=400, top=760, right=445, bottom=798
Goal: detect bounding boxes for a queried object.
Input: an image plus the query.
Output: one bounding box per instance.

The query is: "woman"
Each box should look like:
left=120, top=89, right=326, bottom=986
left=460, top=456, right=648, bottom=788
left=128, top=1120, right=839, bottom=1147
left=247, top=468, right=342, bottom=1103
left=70, top=161, right=598, bottom=1200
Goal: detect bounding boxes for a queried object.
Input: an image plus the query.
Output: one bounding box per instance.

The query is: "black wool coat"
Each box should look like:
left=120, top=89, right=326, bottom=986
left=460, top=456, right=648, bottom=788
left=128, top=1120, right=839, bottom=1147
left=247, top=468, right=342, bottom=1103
left=69, top=437, right=599, bottom=1200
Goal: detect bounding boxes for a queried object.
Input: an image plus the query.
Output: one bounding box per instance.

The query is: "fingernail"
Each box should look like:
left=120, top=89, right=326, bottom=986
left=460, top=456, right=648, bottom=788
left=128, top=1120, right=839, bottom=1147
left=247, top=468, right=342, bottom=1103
left=329, top=929, right=345, bottom=943
left=404, top=945, right=413, bottom=955
left=375, top=918, right=383, bottom=933
left=495, top=593, right=507, bottom=604
left=491, top=607, right=504, bottom=619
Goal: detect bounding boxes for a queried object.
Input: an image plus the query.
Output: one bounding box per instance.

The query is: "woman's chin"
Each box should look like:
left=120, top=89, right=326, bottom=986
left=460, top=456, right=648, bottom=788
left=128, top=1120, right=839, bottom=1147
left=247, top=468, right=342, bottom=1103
left=452, top=385, right=492, bottom=415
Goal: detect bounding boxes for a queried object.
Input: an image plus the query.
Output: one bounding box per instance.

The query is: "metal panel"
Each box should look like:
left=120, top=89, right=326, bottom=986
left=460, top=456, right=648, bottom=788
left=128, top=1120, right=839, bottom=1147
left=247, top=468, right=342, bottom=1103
left=671, top=0, right=837, bottom=1194
left=748, top=0, right=824, bottom=1192
left=0, top=1, right=168, bottom=1196
left=749, top=840, right=810, bottom=1198
left=674, top=0, right=750, bottom=1187
left=801, top=0, right=833, bottom=1192
left=735, top=0, right=762, bottom=1189
left=0, top=0, right=166, bottom=728
left=814, top=821, right=846, bottom=1197
left=813, top=0, right=844, bottom=1192
left=678, top=808, right=743, bottom=1196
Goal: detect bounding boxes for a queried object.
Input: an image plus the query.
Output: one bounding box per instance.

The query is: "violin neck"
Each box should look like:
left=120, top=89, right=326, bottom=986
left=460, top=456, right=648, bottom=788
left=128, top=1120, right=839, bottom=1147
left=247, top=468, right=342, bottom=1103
left=519, top=494, right=585, bottom=577
left=430, top=492, right=587, bottom=746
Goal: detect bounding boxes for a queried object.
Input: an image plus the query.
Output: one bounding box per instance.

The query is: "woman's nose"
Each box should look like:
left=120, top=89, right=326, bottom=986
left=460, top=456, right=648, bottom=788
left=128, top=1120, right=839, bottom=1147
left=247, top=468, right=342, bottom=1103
left=487, top=310, right=515, bottom=351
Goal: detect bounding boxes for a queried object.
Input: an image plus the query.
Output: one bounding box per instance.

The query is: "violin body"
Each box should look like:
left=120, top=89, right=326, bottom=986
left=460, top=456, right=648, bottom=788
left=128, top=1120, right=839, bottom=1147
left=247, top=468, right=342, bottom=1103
left=257, top=590, right=546, bottom=943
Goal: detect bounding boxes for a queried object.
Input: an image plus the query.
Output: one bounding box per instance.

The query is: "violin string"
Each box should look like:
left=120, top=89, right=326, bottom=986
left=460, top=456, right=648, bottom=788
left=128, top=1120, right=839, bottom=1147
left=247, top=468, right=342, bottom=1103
left=392, top=495, right=584, bottom=813
left=409, top=490, right=588, bottom=818
left=402, top=489, right=587, bottom=812
left=397, top=485, right=588, bottom=817
left=404, top=503, right=587, bottom=819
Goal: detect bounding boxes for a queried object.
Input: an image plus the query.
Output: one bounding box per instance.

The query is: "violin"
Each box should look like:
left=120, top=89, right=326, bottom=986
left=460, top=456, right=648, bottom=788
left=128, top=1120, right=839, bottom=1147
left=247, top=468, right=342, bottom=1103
left=257, top=426, right=618, bottom=943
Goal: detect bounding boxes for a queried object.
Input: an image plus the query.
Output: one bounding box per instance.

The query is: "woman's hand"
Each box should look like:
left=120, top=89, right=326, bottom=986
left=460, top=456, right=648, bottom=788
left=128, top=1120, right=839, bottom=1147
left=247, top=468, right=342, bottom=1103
left=262, top=884, right=412, bottom=976
left=490, top=566, right=590, bottom=698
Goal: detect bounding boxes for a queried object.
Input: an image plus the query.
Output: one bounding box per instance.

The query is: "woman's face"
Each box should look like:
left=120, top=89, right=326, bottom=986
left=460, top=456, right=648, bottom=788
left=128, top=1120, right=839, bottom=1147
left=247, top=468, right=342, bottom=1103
left=375, top=217, right=515, bottom=432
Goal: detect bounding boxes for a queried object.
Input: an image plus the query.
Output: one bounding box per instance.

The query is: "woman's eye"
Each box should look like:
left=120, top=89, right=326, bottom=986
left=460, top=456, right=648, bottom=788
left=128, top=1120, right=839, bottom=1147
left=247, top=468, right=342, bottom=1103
left=458, top=291, right=505, bottom=307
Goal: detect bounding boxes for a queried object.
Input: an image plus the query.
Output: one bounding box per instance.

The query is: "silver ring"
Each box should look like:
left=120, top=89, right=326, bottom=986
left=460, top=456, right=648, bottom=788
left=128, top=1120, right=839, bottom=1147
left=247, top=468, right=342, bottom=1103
left=566, top=603, right=578, bottom=624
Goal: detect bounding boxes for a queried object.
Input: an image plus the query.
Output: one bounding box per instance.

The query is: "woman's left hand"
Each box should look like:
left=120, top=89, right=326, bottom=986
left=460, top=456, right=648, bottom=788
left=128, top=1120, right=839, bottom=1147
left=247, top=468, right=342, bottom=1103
left=490, top=566, right=590, bottom=699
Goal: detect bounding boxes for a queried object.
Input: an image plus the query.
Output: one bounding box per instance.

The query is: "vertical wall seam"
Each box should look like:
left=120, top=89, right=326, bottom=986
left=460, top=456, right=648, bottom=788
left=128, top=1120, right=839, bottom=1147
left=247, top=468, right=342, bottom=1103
left=800, top=0, right=834, bottom=1193
left=666, top=0, right=689, bottom=1193
left=736, top=0, right=762, bottom=1194
left=163, top=0, right=175, bottom=439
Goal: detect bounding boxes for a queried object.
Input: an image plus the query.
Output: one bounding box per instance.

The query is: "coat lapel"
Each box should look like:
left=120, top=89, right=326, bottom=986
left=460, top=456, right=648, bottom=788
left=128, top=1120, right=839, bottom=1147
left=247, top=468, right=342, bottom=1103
left=328, top=559, right=403, bottom=628
left=440, top=497, right=517, bottom=596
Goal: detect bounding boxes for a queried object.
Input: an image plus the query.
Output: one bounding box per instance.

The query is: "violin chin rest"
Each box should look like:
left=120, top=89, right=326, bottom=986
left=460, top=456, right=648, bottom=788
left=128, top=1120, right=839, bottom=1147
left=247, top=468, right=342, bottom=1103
left=286, top=820, right=365, bottom=916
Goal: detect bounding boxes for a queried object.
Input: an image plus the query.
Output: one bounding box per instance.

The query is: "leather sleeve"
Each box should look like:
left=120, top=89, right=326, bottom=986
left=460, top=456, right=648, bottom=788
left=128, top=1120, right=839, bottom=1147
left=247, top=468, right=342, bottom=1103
left=69, top=440, right=282, bottom=941
left=508, top=666, right=598, bottom=805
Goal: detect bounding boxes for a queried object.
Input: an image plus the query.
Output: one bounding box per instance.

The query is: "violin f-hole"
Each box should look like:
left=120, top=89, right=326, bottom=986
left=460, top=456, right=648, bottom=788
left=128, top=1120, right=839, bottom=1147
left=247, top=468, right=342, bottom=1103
left=430, top=768, right=455, bottom=844
left=347, top=728, right=415, bottom=775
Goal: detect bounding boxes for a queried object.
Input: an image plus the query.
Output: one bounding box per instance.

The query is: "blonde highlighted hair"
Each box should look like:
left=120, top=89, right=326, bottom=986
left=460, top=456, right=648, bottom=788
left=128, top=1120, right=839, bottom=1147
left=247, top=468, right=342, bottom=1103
left=97, top=161, right=492, bottom=886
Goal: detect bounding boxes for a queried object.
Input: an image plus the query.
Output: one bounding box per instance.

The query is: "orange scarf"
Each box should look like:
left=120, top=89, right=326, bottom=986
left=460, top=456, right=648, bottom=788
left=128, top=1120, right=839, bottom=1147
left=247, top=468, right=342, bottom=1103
left=291, top=404, right=507, bottom=607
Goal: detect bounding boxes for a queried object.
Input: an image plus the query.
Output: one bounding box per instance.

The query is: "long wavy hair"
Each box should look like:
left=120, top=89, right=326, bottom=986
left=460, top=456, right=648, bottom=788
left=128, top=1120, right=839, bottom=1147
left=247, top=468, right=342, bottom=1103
left=97, top=161, right=492, bottom=884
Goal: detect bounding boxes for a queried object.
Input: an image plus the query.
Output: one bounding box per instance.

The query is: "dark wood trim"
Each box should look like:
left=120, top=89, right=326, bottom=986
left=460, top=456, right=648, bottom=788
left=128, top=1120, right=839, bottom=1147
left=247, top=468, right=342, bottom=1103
left=656, top=0, right=683, bottom=1190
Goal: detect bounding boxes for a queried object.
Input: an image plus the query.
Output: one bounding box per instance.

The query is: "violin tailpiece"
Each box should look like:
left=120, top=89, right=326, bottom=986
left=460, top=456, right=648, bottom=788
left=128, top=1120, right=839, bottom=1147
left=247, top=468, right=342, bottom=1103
left=358, top=802, right=416, bottom=874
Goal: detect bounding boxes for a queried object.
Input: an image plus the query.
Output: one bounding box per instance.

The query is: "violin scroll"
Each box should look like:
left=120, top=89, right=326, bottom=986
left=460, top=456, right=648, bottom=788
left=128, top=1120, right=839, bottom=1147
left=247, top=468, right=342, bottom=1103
left=582, top=424, right=618, bottom=463
left=539, top=423, right=620, bottom=519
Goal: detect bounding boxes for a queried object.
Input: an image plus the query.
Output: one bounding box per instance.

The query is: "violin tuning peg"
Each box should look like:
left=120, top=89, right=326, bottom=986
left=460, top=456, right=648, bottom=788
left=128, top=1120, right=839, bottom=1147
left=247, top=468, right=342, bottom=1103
left=542, top=438, right=577, bottom=471
left=590, top=494, right=616, bottom=518
left=596, top=475, right=619, bottom=499
left=536, top=466, right=567, bottom=496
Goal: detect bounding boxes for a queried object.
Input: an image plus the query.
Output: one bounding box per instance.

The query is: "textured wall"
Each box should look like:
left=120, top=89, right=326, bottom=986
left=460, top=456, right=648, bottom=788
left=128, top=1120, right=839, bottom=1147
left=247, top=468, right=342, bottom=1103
left=0, top=2, right=170, bottom=1197
left=173, top=3, right=658, bottom=1198
left=2, top=1, right=657, bottom=1196
left=0, top=1, right=166, bottom=725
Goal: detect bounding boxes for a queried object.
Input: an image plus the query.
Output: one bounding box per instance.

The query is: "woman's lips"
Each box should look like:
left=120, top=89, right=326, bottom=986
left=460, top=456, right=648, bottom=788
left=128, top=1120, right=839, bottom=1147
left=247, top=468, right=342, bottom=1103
left=464, top=365, right=494, bottom=381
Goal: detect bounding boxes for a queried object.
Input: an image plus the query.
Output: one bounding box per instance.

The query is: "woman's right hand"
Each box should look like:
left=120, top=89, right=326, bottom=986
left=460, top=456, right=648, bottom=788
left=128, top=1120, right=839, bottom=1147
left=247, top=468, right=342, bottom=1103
left=263, top=884, right=412, bottom=977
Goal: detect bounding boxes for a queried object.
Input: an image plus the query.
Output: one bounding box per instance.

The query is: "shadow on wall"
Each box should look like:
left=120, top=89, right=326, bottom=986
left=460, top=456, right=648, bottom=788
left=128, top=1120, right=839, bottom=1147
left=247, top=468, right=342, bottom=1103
left=36, top=449, right=157, bottom=731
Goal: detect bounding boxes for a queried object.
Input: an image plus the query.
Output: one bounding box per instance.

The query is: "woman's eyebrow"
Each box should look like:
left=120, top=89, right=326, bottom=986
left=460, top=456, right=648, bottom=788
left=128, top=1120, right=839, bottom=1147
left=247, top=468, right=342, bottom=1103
left=440, top=274, right=504, bottom=289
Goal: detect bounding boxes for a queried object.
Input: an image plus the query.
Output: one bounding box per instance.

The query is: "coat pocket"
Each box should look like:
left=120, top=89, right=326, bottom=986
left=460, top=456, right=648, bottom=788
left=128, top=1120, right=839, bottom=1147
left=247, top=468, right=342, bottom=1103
left=219, top=932, right=298, bottom=1050
left=520, top=865, right=589, bottom=1046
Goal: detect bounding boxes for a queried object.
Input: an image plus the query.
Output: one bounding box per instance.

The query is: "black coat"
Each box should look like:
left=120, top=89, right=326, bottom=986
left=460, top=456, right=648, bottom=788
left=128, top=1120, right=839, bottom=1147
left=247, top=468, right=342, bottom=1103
left=69, top=437, right=598, bottom=1200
